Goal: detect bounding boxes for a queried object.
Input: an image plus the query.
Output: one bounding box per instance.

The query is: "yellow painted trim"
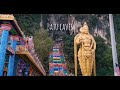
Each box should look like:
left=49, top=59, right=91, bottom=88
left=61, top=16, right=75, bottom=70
left=0, top=14, right=24, bottom=37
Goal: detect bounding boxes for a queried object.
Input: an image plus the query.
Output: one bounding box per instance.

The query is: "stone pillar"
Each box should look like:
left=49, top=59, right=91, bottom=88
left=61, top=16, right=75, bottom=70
left=0, top=24, right=12, bottom=76
left=7, top=35, right=19, bottom=76
left=13, top=56, right=19, bottom=76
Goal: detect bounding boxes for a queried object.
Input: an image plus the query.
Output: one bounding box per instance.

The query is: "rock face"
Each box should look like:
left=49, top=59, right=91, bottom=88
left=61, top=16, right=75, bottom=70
left=45, top=14, right=109, bottom=43
left=16, top=14, right=110, bottom=43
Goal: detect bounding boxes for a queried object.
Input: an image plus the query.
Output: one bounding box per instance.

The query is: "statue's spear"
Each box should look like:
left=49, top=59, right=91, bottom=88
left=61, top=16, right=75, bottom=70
left=74, top=34, right=79, bottom=76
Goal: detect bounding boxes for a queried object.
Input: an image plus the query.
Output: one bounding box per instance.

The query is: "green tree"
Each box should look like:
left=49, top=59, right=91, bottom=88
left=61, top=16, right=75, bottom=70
left=33, top=29, right=54, bottom=74
left=95, top=36, right=113, bottom=76
left=62, top=34, right=75, bottom=73
left=14, top=14, right=41, bottom=35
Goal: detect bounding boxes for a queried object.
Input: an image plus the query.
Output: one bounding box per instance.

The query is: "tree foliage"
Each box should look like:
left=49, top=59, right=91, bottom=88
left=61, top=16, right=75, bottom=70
left=95, top=36, right=113, bottom=76
left=62, top=34, right=74, bottom=72
left=33, top=29, right=54, bottom=74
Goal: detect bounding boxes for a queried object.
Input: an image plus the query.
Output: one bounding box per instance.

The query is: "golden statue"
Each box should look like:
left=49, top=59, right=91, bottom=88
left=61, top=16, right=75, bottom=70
left=74, top=22, right=96, bottom=76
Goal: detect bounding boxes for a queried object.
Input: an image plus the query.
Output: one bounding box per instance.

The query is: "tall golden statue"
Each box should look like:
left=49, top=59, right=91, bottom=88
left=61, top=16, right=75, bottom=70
left=74, top=22, right=96, bottom=76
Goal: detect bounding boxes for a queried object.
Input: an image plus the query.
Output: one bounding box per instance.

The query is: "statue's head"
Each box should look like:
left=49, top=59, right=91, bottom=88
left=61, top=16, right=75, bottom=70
left=80, top=22, right=89, bottom=34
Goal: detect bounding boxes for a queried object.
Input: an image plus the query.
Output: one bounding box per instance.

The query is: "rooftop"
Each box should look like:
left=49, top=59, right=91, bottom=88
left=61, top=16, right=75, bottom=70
left=0, top=14, right=24, bottom=37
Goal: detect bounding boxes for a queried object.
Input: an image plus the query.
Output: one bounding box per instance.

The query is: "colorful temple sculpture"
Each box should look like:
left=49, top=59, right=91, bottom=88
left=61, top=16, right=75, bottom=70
left=49, top=42, right=69, bottom=76
left=0, top=14, right=46, bottom=76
